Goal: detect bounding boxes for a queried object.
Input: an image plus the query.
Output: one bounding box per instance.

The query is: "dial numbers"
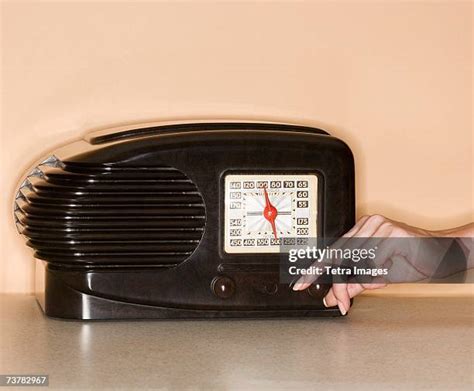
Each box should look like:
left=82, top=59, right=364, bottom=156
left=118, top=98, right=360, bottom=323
left=224, top=174, right=318, bottom=253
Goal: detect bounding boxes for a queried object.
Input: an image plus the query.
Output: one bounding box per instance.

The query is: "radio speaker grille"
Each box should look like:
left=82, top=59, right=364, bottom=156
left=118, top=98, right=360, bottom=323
left=15, top=157, right=206, bottom=269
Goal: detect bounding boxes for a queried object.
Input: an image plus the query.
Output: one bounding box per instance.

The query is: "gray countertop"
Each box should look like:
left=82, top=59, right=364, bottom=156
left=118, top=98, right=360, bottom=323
left=0, top=293, right=473, bottom=390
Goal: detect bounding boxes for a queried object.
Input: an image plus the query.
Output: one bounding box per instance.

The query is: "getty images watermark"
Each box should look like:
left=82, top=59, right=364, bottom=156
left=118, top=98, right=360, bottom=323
left=279, top=237, right=471, bottom=284
left=287, top=244, right=386, bottom=278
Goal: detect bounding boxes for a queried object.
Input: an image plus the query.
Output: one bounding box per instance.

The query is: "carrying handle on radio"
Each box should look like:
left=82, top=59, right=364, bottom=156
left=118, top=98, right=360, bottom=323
left=87, top=122, right=329, bottom=145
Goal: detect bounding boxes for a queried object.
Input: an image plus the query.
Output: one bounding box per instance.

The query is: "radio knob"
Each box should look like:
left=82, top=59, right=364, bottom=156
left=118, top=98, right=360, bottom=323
left=211, top=276, right=235, bottom=299
left=307, top=283, right=330, bottom=298
left=263, top=283, right=278, bottom=295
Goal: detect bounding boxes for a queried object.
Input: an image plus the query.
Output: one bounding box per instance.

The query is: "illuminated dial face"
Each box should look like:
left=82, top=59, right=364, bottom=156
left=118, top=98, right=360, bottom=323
left=224, top=174, right=318, bottom=253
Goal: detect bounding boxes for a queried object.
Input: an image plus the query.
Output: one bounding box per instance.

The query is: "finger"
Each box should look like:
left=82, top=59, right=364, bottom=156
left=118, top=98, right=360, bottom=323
left=324, top=281, right=385, bottom=308
left=330, top=215, right=373, bottom=251
left=327, top=216, right=390, bottom=290
left=293, top=216, right=372, bottom=290
left=362, top=282, right=387, bottom=290
left=343, top=215, right=371, bottom=237
left=346, top=236, right=389, bottom=287
left=373, top=220, right=395, bottom=237
left=345, top=282, right=385, bottom=301
left=328, top=283, right=365, bottom=303
left=368, top=237, right=402, bottom=268
left=331, top=283, right=351, bottom=315
left=323, top=287, right=336, bottom=307
left=369, top=238, right=416, bottom=285
left=292, top=281, right=312, bottom=291
left=347, top=283, right=366, bottom=298
left=336, top=215, right=390, bottom=266
left=353, top=214, right=391, bottom=238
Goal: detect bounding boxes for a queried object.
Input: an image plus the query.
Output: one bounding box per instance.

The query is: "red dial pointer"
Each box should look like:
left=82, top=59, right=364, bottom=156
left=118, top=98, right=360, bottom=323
left=263, top=186, right=278, bottom=239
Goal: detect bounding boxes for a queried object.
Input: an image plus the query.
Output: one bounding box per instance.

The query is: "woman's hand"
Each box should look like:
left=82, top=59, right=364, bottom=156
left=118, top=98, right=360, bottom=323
left=292, top=215, right=473, bottom=315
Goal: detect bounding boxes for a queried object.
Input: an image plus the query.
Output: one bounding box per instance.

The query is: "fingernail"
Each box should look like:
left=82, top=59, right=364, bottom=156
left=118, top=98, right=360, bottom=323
left=322, top=297, right=328, bottom=307
left=293, top=282, right=311, bottom=291
left=337, top=301, right=347, bottom=315
left=292, top=282, right=303, bottom=291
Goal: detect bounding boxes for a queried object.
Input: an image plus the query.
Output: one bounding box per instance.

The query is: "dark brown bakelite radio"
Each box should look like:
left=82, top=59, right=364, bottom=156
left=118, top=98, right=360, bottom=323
left=15, top=121, right=355, bottom=319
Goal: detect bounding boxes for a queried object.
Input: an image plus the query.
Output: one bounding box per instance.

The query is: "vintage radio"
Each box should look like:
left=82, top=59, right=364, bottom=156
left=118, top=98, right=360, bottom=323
left=14, top=121, right=355, bottom=319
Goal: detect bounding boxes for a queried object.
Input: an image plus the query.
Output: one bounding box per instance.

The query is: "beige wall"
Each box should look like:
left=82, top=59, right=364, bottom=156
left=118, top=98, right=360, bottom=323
left=1, top=1, right=472, bottom=293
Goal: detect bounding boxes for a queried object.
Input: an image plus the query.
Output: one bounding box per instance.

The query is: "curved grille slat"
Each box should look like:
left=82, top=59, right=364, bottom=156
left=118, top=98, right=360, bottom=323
left=17, top=161, right=206, bottom=268
left=21, top=228, right=203, bottom=241
left=18, top=203, right=205, bottom=217
left=16, top=212, right=205, bottom=229
left=62, top=161, right=179, bottom=173
left=22, top=191, right=204, bottom=205
left=27, top=240, right=199, bottom=252
left=46, top=166, right=190, bottom=180
left=28, top=177, right=198, bottom=192
left=25, top=189, right=203, bottom=201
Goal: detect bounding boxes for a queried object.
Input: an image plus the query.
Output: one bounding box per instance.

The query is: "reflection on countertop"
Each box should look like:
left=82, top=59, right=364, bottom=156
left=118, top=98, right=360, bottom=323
left=0, top=292, right=473, bottom=390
